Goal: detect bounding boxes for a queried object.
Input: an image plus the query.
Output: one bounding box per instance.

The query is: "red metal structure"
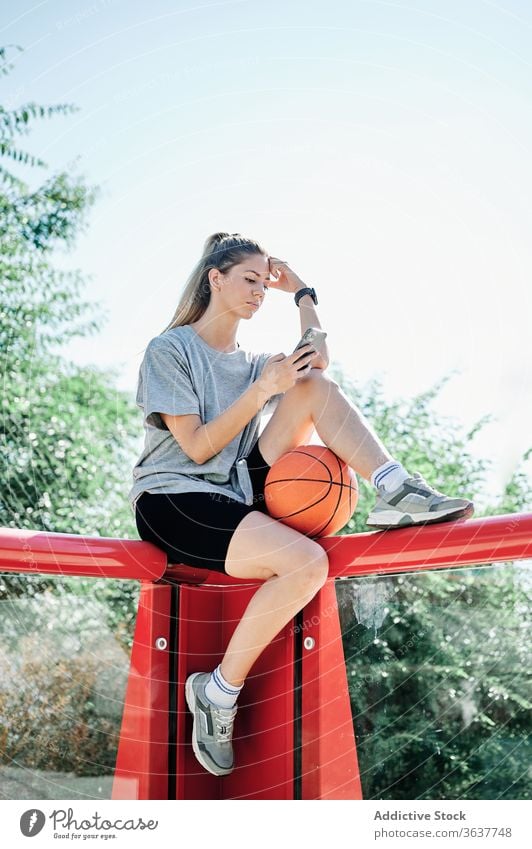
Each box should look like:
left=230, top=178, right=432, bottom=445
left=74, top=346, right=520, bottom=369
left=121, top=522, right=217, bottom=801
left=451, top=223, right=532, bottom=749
left=1, top=512, right=531, bottom=800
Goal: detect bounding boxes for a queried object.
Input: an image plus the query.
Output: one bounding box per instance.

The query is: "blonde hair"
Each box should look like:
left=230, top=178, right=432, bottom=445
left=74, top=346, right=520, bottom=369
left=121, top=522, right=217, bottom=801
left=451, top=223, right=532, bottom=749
left=161, top=231, right=268, bottom=334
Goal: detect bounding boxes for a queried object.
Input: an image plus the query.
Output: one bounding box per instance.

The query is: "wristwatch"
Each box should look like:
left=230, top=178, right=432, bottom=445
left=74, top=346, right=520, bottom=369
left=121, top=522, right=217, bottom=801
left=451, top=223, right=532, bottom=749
left=294, top=287, right=318, bottom=307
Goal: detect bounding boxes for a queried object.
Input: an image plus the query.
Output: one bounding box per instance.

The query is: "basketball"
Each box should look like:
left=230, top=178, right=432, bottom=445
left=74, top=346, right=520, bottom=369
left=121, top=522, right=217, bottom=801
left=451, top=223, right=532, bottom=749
left=264, top=445, right=358, bottom=537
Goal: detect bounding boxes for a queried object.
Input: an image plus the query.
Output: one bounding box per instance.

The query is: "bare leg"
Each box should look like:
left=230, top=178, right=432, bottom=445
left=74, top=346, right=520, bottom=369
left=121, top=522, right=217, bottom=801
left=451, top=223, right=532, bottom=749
left=260, top=370, right=393, bottom=481
left=309, top=377, right=393, bottom=480
left=220, top=571, right=323, bottom=687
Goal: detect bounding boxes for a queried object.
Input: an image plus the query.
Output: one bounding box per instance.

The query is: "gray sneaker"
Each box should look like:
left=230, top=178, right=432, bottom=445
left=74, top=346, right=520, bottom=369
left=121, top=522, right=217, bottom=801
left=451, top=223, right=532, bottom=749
left=366, top=471, right=475, bottom=530
left=185, top=671, right=238, bottom=776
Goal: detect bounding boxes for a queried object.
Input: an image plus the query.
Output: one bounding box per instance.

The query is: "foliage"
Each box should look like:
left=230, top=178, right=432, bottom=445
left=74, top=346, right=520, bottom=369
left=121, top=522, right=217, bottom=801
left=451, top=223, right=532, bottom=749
left=328, top=364, right=532, bottom=534
left=0, top=587, right=130, bottom=788
left=336, top=565, right=531, bottom=800
left=0, top=45, right=139, bottom=619
left=0, top=45, right=138, bottom=535
left=329, top=367, right=532, bottom=800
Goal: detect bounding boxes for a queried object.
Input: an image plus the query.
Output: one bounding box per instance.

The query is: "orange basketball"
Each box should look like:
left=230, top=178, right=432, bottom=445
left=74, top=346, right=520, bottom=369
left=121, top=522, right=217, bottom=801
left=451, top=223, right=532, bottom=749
left=264, top=444, right=358, bottom=537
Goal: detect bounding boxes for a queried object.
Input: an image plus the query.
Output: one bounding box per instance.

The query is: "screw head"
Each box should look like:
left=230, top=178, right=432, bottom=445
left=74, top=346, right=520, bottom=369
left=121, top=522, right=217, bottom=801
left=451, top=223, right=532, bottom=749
left=155, top=637, right=168, bottom=651
left=303, top=636, right=315, bottom=650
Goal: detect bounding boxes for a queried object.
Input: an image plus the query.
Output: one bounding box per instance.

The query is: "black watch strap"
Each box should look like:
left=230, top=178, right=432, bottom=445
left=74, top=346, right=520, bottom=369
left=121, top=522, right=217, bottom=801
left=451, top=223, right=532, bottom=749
left=294, top=287, right=318, bottom=307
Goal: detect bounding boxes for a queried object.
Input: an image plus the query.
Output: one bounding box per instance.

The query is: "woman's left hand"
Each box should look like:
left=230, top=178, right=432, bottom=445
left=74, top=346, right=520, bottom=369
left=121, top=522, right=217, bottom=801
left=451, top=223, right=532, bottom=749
left=268, top=256, right=306, bottom=294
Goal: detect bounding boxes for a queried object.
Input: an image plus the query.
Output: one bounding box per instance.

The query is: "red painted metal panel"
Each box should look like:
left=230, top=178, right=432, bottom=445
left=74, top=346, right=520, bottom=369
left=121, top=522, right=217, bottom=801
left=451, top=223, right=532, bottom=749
left=175, top=585, right=224, bottom=800
left=301, top=580, right=362, bottom=800
left=0, top=528, right=166, bottom=580
left=175, top=584, right=295, bottom=799
left=112, top=583, right=172, bottom=800
left=222, top=585, right=295, bottom=800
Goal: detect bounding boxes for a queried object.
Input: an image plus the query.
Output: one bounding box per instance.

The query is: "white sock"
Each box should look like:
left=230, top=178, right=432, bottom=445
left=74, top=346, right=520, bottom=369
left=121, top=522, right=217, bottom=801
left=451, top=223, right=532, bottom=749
left=371, top=459, right=410, bottom=493
left=204, top=664, right=244, bottom=709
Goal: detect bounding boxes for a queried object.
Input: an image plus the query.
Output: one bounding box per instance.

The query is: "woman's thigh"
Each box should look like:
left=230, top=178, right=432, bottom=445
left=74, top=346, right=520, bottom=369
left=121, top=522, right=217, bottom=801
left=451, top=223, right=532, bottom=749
left=135, top=490, right=256, bottom=573
left=258, top=368, right=337, bottom=467
left=224, top=509, right=329, bottom=582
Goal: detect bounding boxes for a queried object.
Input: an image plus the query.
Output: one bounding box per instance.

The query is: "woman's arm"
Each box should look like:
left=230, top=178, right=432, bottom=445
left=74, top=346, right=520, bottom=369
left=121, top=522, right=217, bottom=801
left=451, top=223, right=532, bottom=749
left=164, top=381, right=266, bottom=465
left=268, top=257, right=330, bottom=370
left=294, top=291, right=329, bottom=370
left=162, top=348, right=316, bottom=464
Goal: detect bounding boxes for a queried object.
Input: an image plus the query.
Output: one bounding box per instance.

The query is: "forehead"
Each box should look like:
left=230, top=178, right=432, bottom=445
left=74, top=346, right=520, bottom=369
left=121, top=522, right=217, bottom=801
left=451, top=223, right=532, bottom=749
left=235, top=254, right=269, bottom=275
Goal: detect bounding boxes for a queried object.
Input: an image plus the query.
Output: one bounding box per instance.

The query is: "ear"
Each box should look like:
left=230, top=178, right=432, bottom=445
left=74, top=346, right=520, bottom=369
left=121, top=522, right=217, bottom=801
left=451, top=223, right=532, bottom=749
left=208, top=269, right=222, bottom=292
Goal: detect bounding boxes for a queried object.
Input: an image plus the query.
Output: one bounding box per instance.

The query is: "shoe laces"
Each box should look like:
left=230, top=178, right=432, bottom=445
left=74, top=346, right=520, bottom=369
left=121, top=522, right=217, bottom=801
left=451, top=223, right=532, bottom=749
left=212, top=704, right=237, bottom=742
left=410, top=471, right=445, bottom=497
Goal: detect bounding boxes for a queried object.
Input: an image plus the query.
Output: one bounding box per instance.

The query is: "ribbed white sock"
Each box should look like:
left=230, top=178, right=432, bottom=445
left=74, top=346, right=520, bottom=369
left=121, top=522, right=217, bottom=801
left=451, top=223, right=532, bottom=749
left=204, top=664, right=244, bottom=709
left=371, top=460, right=410, bottom=493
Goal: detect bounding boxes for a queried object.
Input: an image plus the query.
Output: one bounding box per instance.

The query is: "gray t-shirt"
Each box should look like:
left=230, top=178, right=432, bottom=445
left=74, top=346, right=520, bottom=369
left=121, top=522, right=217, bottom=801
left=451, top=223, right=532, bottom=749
left=128, top=324, right=282, bottom=513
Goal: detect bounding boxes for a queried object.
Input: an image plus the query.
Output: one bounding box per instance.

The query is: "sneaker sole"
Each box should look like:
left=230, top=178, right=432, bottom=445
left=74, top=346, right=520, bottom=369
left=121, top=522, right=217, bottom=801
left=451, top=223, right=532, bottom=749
left=185, top=673, right=234, bottom=777
left=366, top=502, right=474, bottom=529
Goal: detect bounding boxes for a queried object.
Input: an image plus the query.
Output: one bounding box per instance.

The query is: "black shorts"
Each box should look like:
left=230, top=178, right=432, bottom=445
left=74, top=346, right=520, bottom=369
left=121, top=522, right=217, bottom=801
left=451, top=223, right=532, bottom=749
left=134, top=438, right=271, bottom=573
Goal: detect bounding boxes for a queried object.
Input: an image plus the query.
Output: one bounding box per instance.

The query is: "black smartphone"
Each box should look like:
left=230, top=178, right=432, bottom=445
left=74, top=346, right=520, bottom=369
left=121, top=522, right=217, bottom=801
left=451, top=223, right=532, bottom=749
left=293, top=327, right=328, bottom=369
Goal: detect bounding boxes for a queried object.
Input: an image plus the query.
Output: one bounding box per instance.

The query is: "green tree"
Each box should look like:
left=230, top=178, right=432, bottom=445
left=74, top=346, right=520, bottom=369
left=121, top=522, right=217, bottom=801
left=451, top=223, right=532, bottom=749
left=0, top=45, right=139, bottom=635
left=328, top=364, right=532, bottom=532
left=329, top=366, right=531, bottom=800
left=0, top=45, right=139, bottom=541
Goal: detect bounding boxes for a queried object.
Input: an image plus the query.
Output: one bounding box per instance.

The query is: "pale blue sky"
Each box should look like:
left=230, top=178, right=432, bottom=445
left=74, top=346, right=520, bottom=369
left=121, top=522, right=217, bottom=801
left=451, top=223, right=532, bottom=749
left=3, top=0, right=531, bottom=506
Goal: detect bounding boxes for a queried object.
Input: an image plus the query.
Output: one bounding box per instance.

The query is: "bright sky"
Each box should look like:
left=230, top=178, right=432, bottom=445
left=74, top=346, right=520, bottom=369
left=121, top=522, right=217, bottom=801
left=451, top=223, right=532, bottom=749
left=3, top=0, right=531, bottom=507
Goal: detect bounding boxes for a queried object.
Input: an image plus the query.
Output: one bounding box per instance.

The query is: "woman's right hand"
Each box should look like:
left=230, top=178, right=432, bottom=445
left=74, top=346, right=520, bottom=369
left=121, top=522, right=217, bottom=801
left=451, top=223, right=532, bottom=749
left=257, top=345, right=318, bottom=400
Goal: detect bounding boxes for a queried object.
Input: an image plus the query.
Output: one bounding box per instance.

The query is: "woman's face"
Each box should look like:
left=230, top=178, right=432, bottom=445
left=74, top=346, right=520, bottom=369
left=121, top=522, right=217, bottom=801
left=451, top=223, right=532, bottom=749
left=218, top=253, right=270, bottom=316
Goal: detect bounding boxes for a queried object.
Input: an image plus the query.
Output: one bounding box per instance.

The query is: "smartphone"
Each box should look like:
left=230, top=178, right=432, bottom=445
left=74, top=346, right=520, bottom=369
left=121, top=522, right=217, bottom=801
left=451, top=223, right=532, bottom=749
left=293, top=327, right=328, bottom=369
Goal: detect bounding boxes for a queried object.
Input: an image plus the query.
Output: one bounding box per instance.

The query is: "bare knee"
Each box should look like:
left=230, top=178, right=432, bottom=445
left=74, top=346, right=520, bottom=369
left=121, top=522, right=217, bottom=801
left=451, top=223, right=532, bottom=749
left=287, top=543, right=329, bottom=591
left=224, top=511, right=330, bottom=585
left=298, top=368, right=339, bottom=393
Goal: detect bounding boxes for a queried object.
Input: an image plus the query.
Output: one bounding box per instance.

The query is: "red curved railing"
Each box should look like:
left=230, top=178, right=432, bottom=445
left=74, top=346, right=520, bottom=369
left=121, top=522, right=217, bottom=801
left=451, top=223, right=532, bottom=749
left=1, top=512, right=530, bottom=583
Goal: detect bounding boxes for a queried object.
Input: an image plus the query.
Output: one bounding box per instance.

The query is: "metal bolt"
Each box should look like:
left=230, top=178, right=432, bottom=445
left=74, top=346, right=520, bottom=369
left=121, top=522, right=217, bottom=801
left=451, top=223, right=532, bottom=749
left=303, top=636, right=315, bottom=650
left=155, top=637, right=168, bottom=651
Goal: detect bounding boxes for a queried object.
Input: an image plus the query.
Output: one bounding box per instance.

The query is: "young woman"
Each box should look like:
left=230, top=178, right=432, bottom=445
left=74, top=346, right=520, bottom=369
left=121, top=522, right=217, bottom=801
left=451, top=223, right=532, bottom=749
left=130, top=232, right=474, bottom=778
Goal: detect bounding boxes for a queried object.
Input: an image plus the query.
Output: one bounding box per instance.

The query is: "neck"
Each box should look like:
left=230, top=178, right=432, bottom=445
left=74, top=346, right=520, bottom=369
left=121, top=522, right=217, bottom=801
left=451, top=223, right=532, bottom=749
left=189, top=306, right=240, bottom=353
